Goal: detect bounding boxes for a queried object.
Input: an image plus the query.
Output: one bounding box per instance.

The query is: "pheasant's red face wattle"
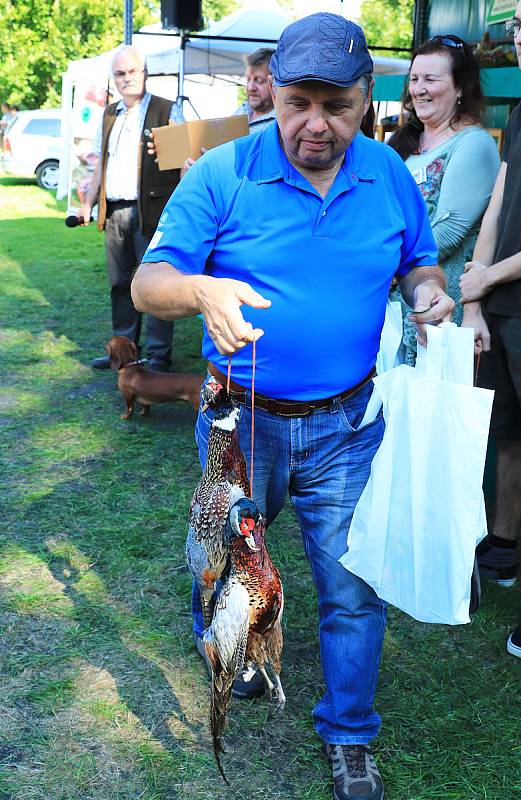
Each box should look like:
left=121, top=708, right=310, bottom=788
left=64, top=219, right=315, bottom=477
left=239, top=517, right=255, bottom=536
left=208, top=380, right=223, bottom=396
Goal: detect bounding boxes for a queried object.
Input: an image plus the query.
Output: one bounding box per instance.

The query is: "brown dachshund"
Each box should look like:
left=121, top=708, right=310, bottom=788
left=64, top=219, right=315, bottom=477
left=106, top=336, right=204, bottom=419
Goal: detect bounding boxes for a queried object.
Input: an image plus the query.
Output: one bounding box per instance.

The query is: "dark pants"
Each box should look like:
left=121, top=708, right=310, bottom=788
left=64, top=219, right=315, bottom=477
left=105, top=201, right=173, bottom=364
left=479, top=313, right=521, bottom=440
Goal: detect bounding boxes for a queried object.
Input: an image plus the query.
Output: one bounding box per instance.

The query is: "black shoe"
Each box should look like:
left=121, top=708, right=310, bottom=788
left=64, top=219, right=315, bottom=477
left=323, top=742, right=384, bottom=800
left=148, top=358, right=170, bottom=373
left=231, top=664, right=266, bottom=700
left=193, top=633, right=266, bottom=700
left=476, top=536, right=519, bottom=587
left=507, top=624, right=521, bottom=659
left=91, top=355, right=111, bottom=370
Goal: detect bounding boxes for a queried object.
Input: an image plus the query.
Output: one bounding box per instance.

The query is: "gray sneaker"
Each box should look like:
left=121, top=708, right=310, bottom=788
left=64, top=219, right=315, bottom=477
left=323, top=743, right=384, bottom=800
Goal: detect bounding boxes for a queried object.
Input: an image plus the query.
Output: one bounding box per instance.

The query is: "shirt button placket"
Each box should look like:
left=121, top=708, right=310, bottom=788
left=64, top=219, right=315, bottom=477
left=314, top=206, right=331, bottom=237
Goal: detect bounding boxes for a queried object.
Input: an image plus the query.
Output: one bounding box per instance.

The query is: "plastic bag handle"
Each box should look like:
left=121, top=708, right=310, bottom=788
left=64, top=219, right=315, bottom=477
left=415, top=324, right=444, bottom=380
left=415, top=323, right=474, bottom=386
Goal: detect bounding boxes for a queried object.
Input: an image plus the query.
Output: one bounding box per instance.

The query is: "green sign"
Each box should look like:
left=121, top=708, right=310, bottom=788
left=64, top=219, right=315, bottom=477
left=486, top=0, right=517, bottom=24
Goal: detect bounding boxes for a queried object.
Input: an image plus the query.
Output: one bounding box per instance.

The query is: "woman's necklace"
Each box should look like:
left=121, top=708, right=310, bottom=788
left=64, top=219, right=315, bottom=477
left=419, top=124, right=453, bottom=154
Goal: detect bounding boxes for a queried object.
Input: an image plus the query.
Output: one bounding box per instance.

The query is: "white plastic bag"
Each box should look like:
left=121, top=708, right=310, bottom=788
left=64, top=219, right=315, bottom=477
left=376, top=299, right=404, bottom=374
left=340, top=323, right=494, bottom=625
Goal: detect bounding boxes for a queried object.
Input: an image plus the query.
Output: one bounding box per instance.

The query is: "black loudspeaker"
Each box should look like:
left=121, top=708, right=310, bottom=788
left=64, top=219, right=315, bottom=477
left=160, top=0, right=203, bottom=31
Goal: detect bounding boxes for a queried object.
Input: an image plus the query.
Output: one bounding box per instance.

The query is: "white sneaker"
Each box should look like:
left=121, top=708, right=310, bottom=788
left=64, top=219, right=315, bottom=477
left=506, top=625, right=521, bottom=659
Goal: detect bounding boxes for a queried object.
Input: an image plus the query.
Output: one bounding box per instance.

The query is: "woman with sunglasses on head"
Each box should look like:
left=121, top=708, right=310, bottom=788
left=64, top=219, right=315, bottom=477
left=388, top=35, right=500, bottom=364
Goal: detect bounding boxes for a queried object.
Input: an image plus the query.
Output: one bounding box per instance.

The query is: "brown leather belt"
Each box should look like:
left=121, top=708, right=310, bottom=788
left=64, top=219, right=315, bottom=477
left=207, top=363, right=376, bottom=418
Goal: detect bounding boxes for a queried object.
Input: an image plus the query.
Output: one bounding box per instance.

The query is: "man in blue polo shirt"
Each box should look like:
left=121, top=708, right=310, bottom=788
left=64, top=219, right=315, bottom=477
left=132, top=13, right=453, bottom=800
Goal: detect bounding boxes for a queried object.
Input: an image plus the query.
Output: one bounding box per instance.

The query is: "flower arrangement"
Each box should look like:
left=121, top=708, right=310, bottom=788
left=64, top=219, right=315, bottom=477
left=473, top=32, right=517, bottom=67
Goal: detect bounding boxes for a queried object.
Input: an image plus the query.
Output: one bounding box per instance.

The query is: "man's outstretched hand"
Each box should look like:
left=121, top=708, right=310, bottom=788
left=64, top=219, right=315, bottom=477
left=198, top=277, right=271, bottom=355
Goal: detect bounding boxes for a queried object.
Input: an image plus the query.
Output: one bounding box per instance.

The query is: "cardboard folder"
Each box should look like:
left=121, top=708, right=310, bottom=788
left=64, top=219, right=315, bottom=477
left=152, top=115, right=249, bottom=171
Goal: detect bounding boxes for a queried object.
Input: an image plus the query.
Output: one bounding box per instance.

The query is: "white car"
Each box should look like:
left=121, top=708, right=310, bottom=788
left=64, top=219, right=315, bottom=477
left=1, top=109, right=62, bottom=190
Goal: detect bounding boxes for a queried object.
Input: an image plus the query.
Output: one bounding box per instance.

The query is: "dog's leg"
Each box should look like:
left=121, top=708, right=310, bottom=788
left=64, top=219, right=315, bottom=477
left=122, top=392, right=134, bottom=420
left=187, top=391, right=202, bottom=412
left=183, top=376, right=205, bottom=412
left=140, top=404, right=151, bottom=417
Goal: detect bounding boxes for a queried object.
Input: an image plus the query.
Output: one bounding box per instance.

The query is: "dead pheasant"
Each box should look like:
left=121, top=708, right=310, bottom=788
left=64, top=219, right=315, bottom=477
left=204, top=496, right=285, bottom=783
left=186, top=378, right=250, bottom=629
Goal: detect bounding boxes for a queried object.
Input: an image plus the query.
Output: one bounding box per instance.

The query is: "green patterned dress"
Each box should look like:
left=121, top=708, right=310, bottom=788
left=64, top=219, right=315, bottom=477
left=393, top=126, right=500, bottom=365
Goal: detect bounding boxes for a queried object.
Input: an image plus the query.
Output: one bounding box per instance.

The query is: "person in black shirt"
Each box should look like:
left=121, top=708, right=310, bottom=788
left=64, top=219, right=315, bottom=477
left=460, top=1, right=521, bottom=655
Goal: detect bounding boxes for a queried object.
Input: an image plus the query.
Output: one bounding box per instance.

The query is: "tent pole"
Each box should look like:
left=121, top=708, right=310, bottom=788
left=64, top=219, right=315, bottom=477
left=124, top=0, right=133, bottom=45
left=413, top=0, right=428, bottom=48
left=176, top=33, right=199, bottom=118
left=177, top=32, right=187, bottom=107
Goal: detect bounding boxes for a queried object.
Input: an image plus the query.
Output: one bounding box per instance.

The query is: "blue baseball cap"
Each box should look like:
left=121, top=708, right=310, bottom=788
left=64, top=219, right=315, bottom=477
left=270, top=13, right=373, bottom=88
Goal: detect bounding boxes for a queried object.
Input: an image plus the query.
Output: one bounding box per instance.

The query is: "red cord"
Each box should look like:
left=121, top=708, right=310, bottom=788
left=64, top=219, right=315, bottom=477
left=227, top=346, right=255, bottom=498
left=250, top=339, right=256, bottom=499
left=226, top=357, right=231, bottom=393
left=474, top=351, right=481, bottom=386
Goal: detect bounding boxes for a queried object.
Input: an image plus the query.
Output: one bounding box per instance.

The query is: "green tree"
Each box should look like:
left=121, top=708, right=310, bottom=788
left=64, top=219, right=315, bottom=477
left=0, top=0, right=158, bottom=108
left=359, top=0, right=415, bottom=56
left=203, top=0, right=239, bottom=22
left=0, top=0, right=239, bottom=108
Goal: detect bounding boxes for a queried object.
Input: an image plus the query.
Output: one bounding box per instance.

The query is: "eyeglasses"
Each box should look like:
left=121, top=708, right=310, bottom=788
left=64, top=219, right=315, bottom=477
left=113, top=68, right=144, bottom=80
left=505, top=19, right=521, bottom=38
left=430, top=36, right=464, bottom=49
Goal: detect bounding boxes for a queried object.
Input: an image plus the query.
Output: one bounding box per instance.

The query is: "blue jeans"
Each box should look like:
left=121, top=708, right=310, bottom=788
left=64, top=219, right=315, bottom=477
left=192, top=377, right=386, bottom=744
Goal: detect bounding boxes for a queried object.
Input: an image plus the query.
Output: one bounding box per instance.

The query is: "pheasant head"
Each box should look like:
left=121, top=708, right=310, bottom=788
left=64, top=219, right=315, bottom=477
left=228, top=497, right=261, bottom=551
left=201, top=378, right=239, bottom=429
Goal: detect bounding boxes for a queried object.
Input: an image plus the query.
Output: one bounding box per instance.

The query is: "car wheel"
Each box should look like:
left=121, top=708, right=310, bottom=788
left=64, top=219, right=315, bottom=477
left=36, top=160, right=59, bottom=190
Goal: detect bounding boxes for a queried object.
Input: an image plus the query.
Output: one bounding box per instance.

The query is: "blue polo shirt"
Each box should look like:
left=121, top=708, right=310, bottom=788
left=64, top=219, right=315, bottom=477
left=144, top=122, right=437, bottom=400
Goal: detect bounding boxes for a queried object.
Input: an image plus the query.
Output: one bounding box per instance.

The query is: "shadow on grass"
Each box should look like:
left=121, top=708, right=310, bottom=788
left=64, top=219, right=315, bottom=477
left=0, top=474, right=204, bottom=764
left=0, top=288, right=210, bottom=782
left=0, top=215, right=107, bottom=360
left=0, top=176, right=38, bottom=187
left=0, top=214, right=205, bottom=374
left=45, top=548, right=199, bottom=752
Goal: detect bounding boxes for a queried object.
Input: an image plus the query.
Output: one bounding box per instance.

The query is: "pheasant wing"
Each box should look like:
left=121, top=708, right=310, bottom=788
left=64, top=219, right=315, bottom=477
left=204, top=577, right=250, bottom=676
left=190, top=480, right=233, bottom=540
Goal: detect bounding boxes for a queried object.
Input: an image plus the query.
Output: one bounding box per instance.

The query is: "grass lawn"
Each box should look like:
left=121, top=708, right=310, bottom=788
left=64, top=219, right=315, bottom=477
left=0, top=177, right=520, bottom=800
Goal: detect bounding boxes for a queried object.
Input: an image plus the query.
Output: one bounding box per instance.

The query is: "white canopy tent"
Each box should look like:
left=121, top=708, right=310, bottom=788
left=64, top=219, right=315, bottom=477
left=58, top=6, right=410, bottom=201
left=180, top=8, right=289, bottom=76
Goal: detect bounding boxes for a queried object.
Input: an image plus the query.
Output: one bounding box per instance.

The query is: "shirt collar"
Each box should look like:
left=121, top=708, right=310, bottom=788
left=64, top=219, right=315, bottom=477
left=115, top=91, right=151, bottom=114
left=246, top=104, right=276, bottom=124
left=258, top=121, right=285, bottom=183
left=258, top=122, right=375, bottom=188
left=341, top=133, right=376, bottom=185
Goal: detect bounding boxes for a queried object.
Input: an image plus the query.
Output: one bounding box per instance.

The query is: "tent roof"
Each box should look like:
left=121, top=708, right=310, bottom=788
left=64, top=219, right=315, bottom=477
left=183, top=7, right=288, bottom=75
left=184, top=7, right=409, bottom=76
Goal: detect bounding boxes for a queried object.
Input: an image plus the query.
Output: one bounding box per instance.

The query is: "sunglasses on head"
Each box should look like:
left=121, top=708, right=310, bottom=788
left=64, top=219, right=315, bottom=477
left=430, top=35, right=464, bottom=49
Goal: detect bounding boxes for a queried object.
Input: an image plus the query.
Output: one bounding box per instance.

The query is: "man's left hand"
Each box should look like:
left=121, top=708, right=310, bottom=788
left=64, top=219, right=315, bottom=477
left=408, top=280, right=454, bottom=347
left=459, top=260, right=490, bottom=303
left=146, top=130, right=157, bottom=160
